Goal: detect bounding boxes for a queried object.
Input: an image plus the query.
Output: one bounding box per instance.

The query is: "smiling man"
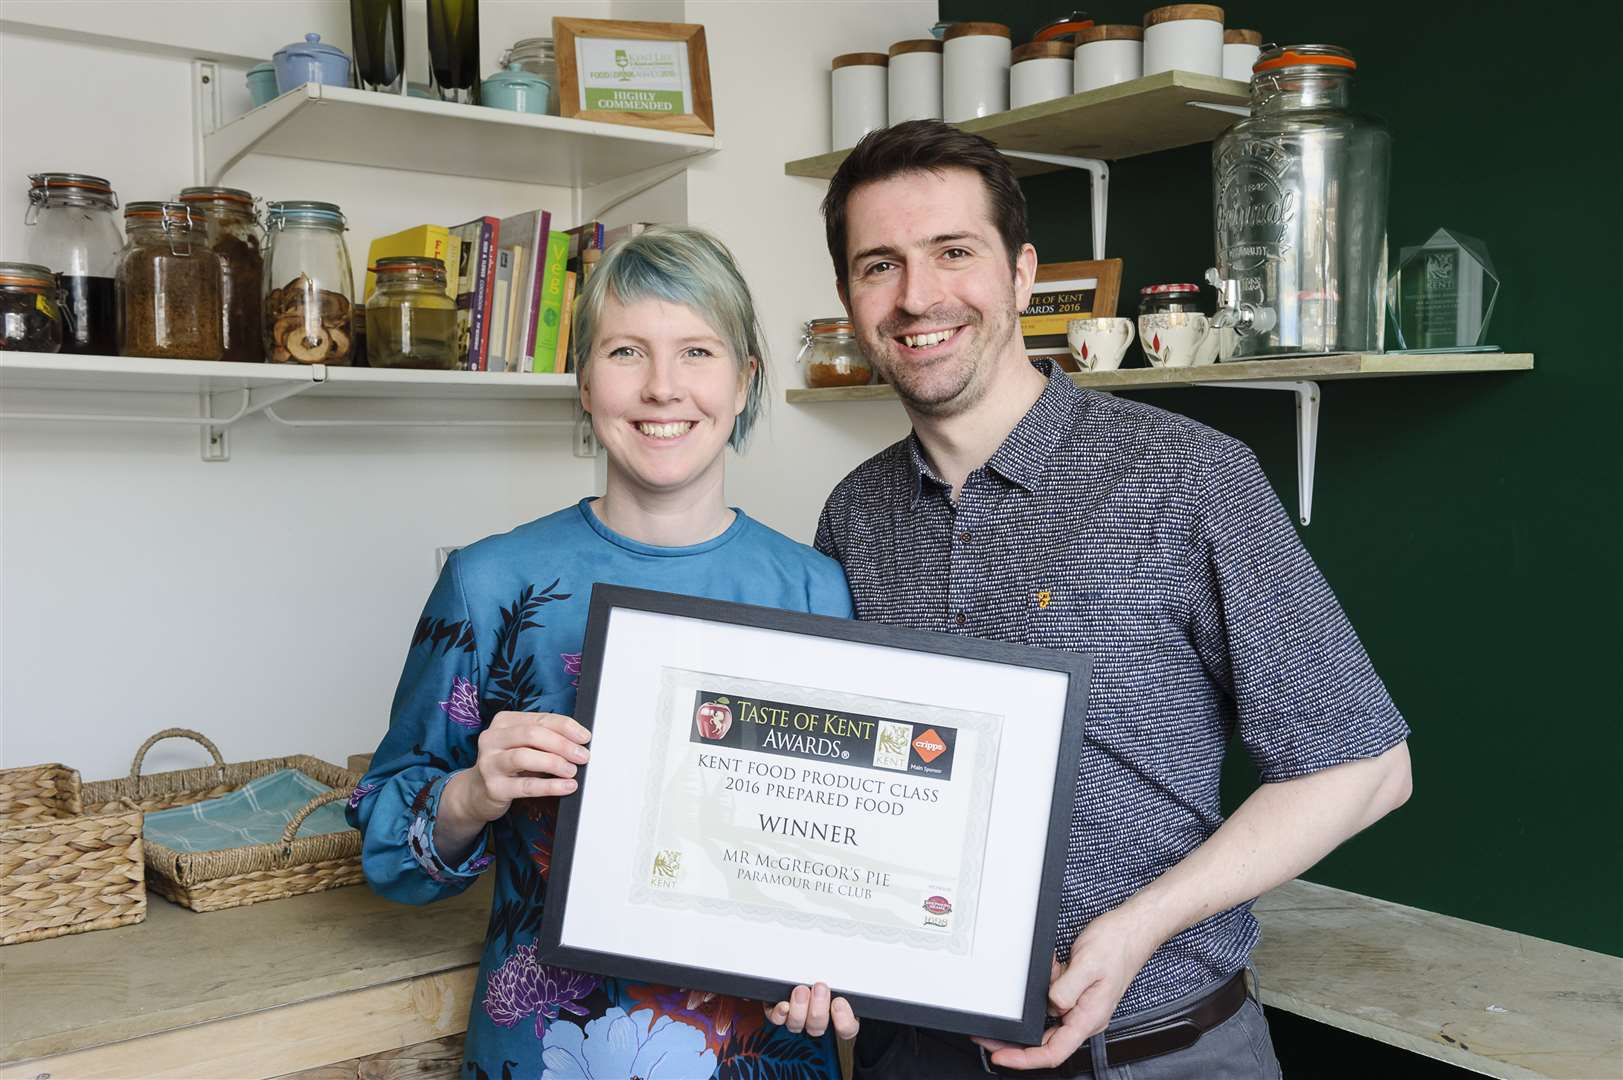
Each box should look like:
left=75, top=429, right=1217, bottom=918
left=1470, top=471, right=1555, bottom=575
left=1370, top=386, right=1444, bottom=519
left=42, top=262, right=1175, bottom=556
left=813, top=120, right=1414, bottom=1078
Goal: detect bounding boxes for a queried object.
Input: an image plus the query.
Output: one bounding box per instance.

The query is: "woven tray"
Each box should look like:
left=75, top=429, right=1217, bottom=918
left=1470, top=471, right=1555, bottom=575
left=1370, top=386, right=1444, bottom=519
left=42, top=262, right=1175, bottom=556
left=1, top=763, right=146, bottom=945
left=83, top=728, right=363, bottom=913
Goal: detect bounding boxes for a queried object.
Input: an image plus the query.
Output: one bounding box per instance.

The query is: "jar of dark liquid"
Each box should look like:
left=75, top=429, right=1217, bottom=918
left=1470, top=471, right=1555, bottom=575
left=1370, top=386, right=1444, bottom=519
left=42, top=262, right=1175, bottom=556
left=24, top=173, right=122, bottom=355
left=179, top=186, right=264, bottom=362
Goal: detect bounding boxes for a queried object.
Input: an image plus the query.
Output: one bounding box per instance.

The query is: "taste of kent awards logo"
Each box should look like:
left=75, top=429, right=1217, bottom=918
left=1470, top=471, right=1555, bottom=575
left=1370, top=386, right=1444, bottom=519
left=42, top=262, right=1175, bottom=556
left=695, top=697, right=733, bottom=740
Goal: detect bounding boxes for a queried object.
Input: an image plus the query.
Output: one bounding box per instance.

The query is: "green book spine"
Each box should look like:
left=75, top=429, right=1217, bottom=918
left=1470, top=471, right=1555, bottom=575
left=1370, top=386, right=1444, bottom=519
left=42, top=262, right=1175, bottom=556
left=532, top=232, right=572, bottom=373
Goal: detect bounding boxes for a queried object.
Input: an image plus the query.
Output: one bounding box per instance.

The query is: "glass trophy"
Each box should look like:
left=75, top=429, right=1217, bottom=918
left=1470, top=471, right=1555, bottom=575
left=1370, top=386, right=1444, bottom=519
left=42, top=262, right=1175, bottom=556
left=1387, top=229, right=1500, bottom=351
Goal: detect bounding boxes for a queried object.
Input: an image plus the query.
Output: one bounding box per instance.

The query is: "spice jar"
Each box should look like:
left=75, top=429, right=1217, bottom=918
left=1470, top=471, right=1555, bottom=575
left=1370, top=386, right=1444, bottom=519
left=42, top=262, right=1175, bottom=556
left=179, top=186, right=264, bottom=363
left=796, top=318, right=873, bottom=388
left=943, top=22, right=1012, bottom=122
left=0, top=262, right=64, bottom=353
left=24, top=173, right=122, bottom=355
left=1142, top=4, right=1225, bottom=78
left=263, top=201, right=355, bottom=366
left=1074, top=25, right=1142, bottom=92
left=366, top=257, right=457, bottom=369
left=117, top=202, right=224, bottom=360
left=888, top=39, right=943, bottom=124
left=1222, top=29, right=1263, bottom=82
left=500, top=37, right=559, bottom=115
left=1010, top=41, right=1074, bottom=110
left=831, top=53, right=888, bottom=151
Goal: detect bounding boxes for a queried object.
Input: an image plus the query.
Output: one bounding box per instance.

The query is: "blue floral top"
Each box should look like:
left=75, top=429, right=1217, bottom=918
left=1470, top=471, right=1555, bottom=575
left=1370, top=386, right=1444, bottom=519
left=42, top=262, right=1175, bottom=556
left=349, top=500, right=853, bottom=1080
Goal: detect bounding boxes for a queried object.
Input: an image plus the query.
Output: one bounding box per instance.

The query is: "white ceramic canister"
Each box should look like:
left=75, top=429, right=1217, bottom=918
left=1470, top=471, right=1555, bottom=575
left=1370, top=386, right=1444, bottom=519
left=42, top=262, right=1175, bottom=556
left=1142, top=4, right=1225, bottom=78
left=1074, top=24, right=1143, bottom=92
left=888, top=39, right=943, bottom=124
left=831, top=52, right=888, bottom=151
left=943, top=22, right=1012, bottom=122
left=1222, top=28, right=1263, bottom=82
left=1010, top=41, right=1074, bottom=109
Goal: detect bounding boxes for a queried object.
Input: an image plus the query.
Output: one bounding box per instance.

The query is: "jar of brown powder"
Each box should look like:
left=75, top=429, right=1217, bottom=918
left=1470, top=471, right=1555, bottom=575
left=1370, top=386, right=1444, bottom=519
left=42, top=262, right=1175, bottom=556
left=116, top=202, right=223, bottom=360
left=178, top=186, right=264, bottom=362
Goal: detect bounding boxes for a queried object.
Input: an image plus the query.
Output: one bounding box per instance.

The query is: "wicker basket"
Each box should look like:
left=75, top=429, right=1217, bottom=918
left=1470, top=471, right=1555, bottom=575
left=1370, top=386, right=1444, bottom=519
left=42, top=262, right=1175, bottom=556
left=1, top=763, right=146, bottom=945
left=83, top=728, right=363, bottom=913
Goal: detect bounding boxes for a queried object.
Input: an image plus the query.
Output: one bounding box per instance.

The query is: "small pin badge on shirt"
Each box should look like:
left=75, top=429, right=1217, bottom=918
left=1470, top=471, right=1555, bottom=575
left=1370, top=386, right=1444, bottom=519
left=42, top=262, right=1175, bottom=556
left=1036, top=590, right=1052, bottom=610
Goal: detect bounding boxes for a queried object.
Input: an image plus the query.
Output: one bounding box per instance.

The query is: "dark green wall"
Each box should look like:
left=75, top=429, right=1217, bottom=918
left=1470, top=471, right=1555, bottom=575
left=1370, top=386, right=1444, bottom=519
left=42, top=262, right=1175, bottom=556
left=940, top=0, right=1623, bottom=956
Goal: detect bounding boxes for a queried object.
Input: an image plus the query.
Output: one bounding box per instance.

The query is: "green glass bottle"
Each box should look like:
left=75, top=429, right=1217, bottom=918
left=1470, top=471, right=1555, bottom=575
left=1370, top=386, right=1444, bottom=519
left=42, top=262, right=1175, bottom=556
left=350, top=0, right=404, bottom=93
left=426, top=0, right=480, bottom=104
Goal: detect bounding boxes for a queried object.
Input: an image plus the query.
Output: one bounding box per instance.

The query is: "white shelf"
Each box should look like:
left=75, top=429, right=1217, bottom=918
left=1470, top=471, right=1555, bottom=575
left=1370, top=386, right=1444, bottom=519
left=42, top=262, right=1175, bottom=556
left=204, top=83, right=717, bottom=188
left=0, top=352, right=579, bottom=399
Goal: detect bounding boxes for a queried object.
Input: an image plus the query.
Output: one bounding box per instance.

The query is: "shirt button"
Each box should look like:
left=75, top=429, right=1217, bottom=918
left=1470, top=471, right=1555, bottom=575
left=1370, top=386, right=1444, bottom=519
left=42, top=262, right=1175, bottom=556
left=955, top=612, right=967, bottom=628
left=959, top=530, right=972, bottom=543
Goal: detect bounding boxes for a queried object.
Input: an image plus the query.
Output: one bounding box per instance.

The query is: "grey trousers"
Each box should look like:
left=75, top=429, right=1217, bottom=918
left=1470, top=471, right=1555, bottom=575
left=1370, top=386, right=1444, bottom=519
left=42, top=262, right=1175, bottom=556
left=853, top=972, right=1283, bottom=1079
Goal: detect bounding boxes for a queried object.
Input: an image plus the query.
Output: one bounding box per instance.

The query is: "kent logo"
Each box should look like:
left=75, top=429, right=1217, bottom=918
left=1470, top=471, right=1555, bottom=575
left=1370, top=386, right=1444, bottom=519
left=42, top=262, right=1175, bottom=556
left=912, top=728, right=947, bottom=763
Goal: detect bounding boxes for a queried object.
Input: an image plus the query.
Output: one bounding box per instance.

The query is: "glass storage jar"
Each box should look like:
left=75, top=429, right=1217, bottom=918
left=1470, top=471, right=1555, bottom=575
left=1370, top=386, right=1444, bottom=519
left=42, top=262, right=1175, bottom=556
left=116, top=202, right=224, bottom=360
left=796, top=318, right=873, bottom=388
left=501, top=36, right=559, bottom=114
left=0, top=262, right=64, bottom=353
left=24, top=172, right=122, bottom=355
left=366, top=257, right=457, bottom=369
left=179, top=186, right=264, bottom=363
left=1138, top=283, right=1205, bottom=315
left=263, top=200, right=355, bottom=365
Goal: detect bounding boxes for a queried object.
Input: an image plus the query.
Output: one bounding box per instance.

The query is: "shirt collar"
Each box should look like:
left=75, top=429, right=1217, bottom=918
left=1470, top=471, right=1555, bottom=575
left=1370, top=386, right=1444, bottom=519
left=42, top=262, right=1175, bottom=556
left=905, top=359, right=1085, bottom=505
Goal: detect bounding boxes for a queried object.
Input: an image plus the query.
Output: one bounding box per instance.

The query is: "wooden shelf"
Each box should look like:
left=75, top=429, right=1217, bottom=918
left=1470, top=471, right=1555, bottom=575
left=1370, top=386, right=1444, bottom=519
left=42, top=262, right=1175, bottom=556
left=785, top=70, right=1248, bottom=180
left=785, top=353, right=1535, bottom=404
left=205, top=83, right=717, bottom=188
left=0, top=353, right=578, bottom=400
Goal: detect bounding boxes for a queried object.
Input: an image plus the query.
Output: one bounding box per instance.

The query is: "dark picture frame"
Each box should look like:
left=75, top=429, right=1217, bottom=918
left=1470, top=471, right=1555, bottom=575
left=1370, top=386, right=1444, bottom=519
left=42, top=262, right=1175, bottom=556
left=538, top=585, right=1091, bottom=1044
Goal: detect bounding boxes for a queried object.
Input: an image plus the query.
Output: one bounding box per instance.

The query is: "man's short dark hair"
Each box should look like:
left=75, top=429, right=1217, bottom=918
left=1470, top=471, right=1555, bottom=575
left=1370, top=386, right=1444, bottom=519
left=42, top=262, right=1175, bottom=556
left=821, top=119, right=1028, bottom=289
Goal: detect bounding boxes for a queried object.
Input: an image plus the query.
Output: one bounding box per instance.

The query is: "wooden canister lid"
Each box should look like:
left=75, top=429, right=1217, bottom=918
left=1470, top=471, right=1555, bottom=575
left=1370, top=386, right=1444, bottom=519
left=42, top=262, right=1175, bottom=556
left=832, top=52, right=889, bottom=70
left=1076, top=24, right=1144, bottom=44
left=1012, top=40, right=1075, bottom=63
left=1143, top=5, right=1225, bottom=27
left=943, top=22, right=1013, bottom=41
left=1224, top=28, right=1263, bottom=45
left=889, top=39, right=944, bottom=56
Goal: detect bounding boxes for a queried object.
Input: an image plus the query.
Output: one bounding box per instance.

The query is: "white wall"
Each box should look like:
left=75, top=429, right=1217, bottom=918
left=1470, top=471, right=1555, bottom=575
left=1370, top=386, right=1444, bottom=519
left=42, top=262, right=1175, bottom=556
left=0, top=1, right=932, bottom=779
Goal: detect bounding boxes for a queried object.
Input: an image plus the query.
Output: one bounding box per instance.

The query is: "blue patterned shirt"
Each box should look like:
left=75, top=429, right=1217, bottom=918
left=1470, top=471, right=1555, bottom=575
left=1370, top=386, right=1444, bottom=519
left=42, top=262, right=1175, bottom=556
left=349, top=500, right=852, bottom=1079
left=813, top=361, right=1409, bottom=1019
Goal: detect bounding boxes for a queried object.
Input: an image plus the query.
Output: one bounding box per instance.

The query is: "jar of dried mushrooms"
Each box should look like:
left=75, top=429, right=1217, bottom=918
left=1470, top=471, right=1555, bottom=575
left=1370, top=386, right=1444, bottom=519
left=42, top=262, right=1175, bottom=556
left=263, top=200, right=355, bottom=365
left=116, top=201, right=224, bottom=360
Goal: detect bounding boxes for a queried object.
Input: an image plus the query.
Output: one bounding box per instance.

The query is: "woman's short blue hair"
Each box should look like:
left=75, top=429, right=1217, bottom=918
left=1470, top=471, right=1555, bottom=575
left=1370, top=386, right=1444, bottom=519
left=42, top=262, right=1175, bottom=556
left=572, top=225, right=768, bottom=450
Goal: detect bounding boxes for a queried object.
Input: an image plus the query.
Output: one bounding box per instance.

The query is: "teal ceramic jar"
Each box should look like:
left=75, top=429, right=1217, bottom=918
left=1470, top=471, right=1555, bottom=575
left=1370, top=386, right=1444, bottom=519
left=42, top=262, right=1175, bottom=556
left=246, top=62, right=279, bottom=107
left=481, top=63, right=550, bottom=115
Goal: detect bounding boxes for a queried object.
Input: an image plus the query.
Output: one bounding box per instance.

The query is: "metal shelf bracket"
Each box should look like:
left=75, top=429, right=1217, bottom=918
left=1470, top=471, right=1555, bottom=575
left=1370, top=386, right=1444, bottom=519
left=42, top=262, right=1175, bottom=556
left=1196, top=379, right=1320, bottom=525
left=262, top=397, right=598, bottom=458
left=1000, top=150, right=1109, bottom=260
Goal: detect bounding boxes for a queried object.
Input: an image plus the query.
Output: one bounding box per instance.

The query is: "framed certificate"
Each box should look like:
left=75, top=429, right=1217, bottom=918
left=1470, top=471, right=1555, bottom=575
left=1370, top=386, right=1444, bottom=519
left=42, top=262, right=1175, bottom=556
left=554, top=17, right=715, bottom=136
left=538, top=586, right=1091, bottom=1043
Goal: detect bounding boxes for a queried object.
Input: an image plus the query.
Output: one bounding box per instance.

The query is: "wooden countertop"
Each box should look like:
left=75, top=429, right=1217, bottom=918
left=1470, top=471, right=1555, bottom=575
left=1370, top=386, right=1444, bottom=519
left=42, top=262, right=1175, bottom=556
left=1253, top=880, right=1622, bottom=1079
left=0, top=879, right=491, bottom=1066
left=3, top=877, right=1617, bottom=1079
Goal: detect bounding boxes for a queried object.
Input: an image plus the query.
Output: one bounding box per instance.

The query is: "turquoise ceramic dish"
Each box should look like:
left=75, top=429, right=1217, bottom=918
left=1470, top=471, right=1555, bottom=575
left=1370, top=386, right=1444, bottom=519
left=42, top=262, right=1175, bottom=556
left=481, top=63, right=551, bottom=115
left=246, top=62, right=279, bottom=107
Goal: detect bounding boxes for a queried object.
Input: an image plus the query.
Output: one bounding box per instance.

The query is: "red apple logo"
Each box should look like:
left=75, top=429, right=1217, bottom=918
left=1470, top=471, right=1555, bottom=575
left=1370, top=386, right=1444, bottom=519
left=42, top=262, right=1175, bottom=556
left=696, top=701, right=732, bottom=740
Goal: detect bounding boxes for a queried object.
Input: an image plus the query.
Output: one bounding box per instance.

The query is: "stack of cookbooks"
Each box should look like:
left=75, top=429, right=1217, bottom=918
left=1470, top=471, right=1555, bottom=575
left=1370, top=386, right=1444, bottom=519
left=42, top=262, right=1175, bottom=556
left=364, top=218, right=653, bottom=372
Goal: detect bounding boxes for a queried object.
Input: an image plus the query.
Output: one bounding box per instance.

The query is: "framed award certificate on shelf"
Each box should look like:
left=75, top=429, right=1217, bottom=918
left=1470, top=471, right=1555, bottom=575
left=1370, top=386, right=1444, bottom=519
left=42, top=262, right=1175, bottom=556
left=538, top=586, right=1091, bottom=1043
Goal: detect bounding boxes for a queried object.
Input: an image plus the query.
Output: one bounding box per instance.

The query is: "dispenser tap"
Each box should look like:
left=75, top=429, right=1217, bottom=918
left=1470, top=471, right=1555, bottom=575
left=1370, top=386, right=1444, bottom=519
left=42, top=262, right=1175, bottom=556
left=1205, top=267, right=1276, bottom=335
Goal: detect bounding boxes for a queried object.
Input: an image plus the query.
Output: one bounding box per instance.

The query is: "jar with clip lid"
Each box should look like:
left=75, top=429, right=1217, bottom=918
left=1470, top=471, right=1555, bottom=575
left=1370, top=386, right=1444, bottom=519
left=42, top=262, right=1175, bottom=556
left=263, top=201, right=355, bottom=365
left=116, top=201, right=224, bottom=360
left=366, top=256, right=457, bottom=369
left=499, top=37, right=559, bottom=114
left=24, top=172, right=122, bottom=355
left=0, top=262, right=64, bottom=353
left=796, top=318, right=873, bottom=388
left=178, top=186, right=264, bottom=363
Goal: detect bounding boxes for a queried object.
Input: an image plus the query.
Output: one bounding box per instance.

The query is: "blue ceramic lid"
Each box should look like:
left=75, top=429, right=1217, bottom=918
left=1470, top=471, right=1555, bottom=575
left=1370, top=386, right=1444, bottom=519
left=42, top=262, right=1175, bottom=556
left=483, top=61, right=549, bottom=90
left=275, top=33, right=348, bottom=62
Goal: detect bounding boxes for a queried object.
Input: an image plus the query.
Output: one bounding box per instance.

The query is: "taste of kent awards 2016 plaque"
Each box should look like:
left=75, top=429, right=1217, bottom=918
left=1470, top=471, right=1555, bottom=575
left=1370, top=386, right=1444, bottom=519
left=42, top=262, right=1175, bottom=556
left=539, top=586, right=1090, bottom=1043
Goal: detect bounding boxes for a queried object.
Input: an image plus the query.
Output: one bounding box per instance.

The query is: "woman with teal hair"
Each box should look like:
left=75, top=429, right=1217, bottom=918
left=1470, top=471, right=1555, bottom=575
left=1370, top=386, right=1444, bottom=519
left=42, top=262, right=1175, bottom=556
left=349, top=226, right=856, bottom=1078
